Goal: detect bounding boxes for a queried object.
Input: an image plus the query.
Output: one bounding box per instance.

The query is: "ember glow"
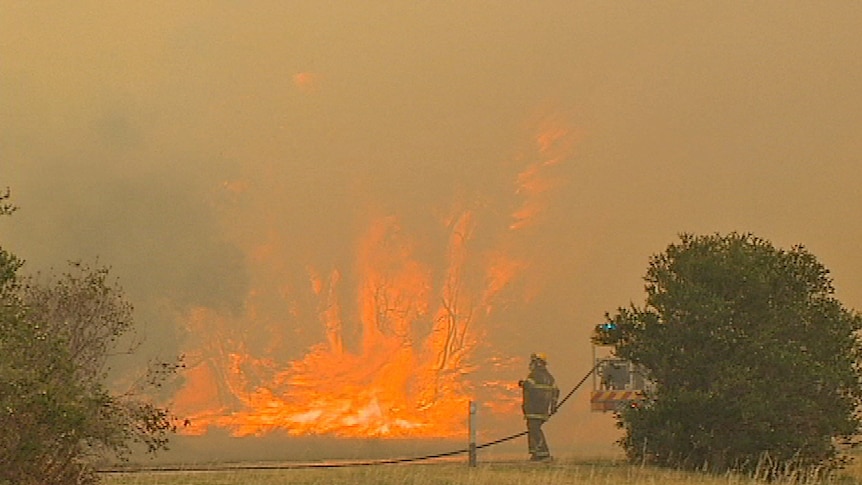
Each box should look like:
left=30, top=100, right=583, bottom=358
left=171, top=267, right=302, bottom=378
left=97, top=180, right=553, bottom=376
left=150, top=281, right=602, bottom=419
left=292, top=71, right=318, bottom=92
left=172, top=118, right=577, bottom=438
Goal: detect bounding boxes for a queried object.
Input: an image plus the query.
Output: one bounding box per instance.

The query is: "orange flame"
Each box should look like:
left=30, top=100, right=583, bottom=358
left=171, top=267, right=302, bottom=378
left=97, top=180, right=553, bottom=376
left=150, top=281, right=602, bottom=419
left=292, top=71, right=318, bottom=92
left=510, top=116, right=579, bottom=231
left=173, top=117, right=578, bottom=438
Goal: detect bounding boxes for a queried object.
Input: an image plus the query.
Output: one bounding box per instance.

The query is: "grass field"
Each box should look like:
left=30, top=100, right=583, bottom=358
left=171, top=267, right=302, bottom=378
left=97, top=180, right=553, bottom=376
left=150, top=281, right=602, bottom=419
left=99, top=458, right=862, bottom=485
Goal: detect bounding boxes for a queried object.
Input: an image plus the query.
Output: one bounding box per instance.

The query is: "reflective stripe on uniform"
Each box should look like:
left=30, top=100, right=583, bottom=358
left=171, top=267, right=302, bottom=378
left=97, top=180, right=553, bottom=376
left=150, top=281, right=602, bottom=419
left=525, top=413, right=549, bottom=419
left=530, top=384, right=556, bottom=390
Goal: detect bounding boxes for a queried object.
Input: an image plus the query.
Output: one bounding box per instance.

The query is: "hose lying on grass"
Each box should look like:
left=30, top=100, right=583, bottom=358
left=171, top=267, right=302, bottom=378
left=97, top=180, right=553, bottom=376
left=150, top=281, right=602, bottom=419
left=101, top=363, right=600, bottom=473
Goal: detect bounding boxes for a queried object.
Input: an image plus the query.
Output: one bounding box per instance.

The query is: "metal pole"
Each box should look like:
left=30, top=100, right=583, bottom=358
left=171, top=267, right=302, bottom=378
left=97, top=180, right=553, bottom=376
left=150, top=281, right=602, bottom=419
left=468, top=400, right=477, bottom=467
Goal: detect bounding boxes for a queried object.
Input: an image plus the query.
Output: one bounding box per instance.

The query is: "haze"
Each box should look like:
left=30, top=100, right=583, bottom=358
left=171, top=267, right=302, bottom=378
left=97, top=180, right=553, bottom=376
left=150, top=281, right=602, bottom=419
left=2, top=2, right=861, bottom=456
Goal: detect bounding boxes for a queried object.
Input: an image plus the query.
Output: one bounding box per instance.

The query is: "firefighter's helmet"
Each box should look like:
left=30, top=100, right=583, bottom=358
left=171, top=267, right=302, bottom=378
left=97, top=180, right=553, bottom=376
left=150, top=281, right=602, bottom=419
left=531, top=352, right=548, bottom=364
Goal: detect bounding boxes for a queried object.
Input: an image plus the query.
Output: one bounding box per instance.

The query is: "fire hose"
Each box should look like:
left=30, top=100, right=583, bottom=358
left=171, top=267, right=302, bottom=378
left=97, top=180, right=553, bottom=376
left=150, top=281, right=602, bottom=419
left=101, top=363, right=600, bottom=473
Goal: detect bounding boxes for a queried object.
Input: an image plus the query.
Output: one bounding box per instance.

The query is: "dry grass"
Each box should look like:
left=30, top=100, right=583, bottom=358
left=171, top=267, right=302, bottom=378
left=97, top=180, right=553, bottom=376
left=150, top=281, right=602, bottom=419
left=98, top=458, right=862, bottom=485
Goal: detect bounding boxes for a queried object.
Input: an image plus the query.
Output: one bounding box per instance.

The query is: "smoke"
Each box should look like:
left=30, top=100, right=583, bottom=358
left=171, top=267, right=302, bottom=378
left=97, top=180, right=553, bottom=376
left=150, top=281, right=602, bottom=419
left=3, top=1, right=862, bottom=459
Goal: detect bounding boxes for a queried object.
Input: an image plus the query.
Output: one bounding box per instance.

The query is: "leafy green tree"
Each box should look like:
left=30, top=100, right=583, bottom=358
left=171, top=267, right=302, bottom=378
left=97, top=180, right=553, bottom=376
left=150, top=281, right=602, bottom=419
left=599, top=233, right=862, bottom=474
left=0, top=190, right=179, bottom=484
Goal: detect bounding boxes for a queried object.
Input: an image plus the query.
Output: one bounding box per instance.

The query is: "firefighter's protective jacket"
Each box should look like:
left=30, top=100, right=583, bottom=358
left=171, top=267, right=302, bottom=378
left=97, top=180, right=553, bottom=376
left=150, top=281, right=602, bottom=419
left=521, top=365, right=559, bottom=420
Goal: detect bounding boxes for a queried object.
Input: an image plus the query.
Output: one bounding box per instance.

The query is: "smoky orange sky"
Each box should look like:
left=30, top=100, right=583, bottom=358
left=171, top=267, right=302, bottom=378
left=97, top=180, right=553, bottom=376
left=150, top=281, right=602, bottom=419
left=2, top=2, right=862, bottom=458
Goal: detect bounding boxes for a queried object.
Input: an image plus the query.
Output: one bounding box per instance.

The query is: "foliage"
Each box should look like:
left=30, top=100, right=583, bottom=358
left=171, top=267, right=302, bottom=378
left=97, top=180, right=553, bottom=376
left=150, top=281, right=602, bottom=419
left=0, top=192, right=179, bottom=485
left=0, top=187, right=14, bottom=216
left=600, top=233, right=862, bottom=474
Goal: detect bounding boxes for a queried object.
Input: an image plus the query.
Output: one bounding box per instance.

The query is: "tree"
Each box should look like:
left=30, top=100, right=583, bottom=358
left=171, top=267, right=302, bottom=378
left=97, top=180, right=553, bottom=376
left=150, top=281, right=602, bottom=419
left=0, top=190, right=179, bottom=485
left=0, top=187, right=14, bottom=217
left=599, top=233, right=862, bottom=474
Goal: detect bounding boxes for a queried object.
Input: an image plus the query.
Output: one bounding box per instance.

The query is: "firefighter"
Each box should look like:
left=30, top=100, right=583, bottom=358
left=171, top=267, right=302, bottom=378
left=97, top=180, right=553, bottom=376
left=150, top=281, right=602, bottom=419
left=518, top=352, right=559, bottom=461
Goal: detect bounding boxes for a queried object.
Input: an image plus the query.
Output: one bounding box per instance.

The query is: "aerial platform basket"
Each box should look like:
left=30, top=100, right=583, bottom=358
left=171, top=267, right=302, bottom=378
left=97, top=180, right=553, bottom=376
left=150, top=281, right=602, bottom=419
left=590, top=388, right=645, bottom=412
left=590, top=342, right=650, bottom=412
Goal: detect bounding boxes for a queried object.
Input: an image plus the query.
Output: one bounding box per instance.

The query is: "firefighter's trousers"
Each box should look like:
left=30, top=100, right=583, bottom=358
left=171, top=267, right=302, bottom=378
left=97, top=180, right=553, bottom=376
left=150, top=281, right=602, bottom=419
left=526, top=418, right=550, bottom=459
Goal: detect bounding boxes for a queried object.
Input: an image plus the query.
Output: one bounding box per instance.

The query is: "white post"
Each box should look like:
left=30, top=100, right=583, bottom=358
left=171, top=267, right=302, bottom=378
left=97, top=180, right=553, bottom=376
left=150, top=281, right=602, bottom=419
left=468, top=400, right=477, bottom=467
